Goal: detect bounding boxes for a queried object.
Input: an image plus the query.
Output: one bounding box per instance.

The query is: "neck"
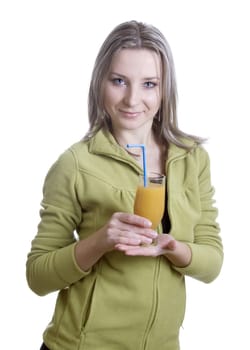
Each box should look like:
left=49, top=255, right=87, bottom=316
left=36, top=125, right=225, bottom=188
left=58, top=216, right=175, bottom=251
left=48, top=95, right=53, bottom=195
left=112, top=128, right=167, bottom=174
left=113, top=129, right=155, bottom=150
left=114, top=129, right=166, bottom=168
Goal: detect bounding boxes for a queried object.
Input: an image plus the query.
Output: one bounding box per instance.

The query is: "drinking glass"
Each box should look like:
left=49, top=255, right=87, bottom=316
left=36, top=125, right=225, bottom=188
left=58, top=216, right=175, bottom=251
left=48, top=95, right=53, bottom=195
left=134, top=172, right=166, bottom=230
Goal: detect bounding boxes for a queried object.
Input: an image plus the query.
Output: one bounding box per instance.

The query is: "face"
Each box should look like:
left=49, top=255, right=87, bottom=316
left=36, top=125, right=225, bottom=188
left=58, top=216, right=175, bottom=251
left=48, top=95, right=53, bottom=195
left=103, top=48, right=162, bottom=136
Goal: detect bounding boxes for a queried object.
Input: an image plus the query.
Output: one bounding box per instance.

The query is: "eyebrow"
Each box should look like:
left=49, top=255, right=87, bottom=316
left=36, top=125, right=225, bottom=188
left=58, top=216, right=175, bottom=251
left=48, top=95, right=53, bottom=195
left=109, top=72, right=160, bottom=81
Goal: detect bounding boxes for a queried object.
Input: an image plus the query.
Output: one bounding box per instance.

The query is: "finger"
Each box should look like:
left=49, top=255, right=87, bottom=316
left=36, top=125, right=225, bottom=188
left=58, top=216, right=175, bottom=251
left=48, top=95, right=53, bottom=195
left=157, top=234, right=176, bottom=250
left=123, top=226, right=157, bottom=240
left=114, top=212, right=152, bottom=228
left=110, top=215, right=157, bottom=240
left=115, top=244, right=157, bottom=256
left=118, top=232, right=154, bottom=246
left=116, top=236, right=141, bottom=246
left=166, top=240, right=176, bottom=250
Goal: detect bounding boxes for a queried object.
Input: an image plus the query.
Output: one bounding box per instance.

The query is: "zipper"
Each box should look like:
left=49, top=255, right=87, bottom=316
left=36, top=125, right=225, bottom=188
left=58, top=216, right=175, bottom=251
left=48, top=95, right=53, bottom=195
left=141, top=153, right=187, bottom=349
left=141, top=257, right=161, bottom=350
left=166, top=154, right=187, bottom=232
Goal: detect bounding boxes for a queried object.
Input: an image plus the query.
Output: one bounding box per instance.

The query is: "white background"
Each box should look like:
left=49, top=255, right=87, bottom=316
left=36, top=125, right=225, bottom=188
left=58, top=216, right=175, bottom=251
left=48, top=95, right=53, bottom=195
left=1, top=0, right=249, bottom=349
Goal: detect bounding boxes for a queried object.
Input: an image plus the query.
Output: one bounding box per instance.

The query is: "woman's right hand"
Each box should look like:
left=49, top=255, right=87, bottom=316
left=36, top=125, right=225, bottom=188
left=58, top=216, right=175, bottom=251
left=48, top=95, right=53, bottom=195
left=75, top=212, right=157, bottom=271
left=96, top=212, right=158, bottom=253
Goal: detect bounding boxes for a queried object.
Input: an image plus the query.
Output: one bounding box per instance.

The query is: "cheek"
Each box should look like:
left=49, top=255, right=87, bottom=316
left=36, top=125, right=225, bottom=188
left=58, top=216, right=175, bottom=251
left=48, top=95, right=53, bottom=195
left=103, top=87, right=119, bottom=109
left=146, top=93, right=161, bottom=110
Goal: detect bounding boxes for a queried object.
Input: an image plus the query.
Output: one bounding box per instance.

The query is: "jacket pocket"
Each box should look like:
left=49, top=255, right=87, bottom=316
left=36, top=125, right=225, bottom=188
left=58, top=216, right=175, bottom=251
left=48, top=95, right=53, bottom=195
left=80, top=274, right=97, bottom=330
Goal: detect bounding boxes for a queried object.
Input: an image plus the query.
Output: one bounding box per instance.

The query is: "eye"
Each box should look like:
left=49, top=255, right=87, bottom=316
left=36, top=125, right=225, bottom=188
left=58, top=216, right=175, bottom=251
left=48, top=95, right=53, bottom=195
left=144, top=81, right=157, bottom=88
left=111, top=78, right=126, bottom=86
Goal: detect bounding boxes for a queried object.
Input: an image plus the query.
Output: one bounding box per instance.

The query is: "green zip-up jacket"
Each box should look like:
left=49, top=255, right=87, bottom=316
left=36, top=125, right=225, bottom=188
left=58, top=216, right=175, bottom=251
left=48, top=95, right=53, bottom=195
left=26, top=129, right=223, bottom=350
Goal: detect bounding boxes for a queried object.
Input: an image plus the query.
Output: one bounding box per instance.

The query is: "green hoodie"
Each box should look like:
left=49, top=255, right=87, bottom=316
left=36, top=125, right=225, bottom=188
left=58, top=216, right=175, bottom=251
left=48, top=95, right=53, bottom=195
left=26, top=130, right=223, bottom=350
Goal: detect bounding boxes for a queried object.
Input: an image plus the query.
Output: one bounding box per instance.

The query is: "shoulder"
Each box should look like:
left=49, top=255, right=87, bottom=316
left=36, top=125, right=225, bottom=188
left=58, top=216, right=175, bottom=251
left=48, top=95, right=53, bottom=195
left=190, top=144, right=211, bottom=168
left=49, top=139, right=89, bottom=169
left=168, top=137, right=209, bottom=161
left=168, top=141, right=212, bottom=178
left=42, top=140, right=88, bottom=184
left=184, top=145, right=213, bottom=185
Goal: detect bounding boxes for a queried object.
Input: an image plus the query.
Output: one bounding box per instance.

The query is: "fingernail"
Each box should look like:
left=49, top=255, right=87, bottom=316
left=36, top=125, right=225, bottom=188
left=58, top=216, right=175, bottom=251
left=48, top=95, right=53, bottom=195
left=145, top=220, right=152, bottom=227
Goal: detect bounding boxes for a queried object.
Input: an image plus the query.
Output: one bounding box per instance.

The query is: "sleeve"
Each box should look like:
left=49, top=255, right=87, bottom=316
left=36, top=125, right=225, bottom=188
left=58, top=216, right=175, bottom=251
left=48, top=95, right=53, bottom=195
left=26, top=149, right=91, bottom=296
left=173, top=146, right=224, bottom=283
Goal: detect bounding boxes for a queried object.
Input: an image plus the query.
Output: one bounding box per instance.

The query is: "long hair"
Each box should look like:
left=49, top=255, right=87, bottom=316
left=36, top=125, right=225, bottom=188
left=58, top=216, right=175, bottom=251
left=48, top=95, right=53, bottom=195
left=84, top=20, right=204, bottom=149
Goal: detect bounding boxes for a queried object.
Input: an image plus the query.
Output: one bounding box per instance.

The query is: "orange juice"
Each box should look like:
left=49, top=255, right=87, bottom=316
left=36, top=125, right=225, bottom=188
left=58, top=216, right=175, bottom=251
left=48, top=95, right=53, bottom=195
left=134, top=180, right=165, bottom=229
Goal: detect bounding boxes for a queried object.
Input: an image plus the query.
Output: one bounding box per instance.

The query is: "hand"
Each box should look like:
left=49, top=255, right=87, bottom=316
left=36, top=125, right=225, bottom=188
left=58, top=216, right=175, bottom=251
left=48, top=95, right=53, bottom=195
left=115, top=233, right=192, bottom=267
left=115, top=233, right=176, bottom=256
left=97, top=212, right=158, bottom=253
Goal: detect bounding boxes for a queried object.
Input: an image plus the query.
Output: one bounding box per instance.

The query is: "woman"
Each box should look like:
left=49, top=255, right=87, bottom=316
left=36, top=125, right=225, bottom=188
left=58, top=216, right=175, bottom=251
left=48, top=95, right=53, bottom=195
left=26, top=20, right=223, bottom=350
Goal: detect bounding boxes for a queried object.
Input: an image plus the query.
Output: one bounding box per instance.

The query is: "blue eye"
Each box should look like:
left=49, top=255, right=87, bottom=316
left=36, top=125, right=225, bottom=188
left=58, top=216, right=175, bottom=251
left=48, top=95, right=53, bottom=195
left=144, top=81, right=157, bottom=88
left=112, top=78, right=126, bottom=86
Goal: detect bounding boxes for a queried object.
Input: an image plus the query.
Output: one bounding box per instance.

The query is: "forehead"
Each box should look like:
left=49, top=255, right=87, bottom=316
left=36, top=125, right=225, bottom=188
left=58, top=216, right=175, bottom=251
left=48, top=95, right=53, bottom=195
left=109, top=48, right=161, bottom=77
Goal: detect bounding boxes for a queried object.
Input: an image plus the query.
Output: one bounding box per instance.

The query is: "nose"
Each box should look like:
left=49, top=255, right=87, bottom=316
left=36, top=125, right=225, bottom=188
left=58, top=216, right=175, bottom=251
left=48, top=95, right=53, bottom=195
left=123, top=85, right=140, bottom=107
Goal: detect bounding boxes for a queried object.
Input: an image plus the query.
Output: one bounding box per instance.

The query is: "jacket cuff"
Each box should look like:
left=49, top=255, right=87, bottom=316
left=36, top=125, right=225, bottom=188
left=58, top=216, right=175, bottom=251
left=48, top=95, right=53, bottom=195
left=54, top=242, right=92, bottom=285
left=172, top=243, right=223, bottom=283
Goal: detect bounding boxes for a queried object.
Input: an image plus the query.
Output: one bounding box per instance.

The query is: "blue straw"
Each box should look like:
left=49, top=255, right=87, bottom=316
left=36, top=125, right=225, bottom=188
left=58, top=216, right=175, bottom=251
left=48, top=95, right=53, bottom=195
left=127, top=144, right=147, bottom=187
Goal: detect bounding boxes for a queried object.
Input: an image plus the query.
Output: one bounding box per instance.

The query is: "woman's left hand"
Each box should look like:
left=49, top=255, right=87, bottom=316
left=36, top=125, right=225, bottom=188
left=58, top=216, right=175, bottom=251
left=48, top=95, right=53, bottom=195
left=115, top=234, right=192, bottom=267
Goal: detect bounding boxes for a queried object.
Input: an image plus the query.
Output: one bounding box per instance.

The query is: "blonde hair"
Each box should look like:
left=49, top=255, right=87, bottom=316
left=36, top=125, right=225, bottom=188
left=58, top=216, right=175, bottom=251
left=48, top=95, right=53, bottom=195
left=85, top=20, right=203, bottom=149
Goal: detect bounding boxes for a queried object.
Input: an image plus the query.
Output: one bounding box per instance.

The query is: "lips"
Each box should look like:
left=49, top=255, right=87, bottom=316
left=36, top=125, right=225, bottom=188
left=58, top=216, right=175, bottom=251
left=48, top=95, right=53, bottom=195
left=119, top=110, right=141, bottom=118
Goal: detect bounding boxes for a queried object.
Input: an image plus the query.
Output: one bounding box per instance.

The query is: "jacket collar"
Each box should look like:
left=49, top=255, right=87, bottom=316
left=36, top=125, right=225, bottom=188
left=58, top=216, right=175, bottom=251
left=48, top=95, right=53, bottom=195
left=167, top=139, right=195, bottom=163
left=88, top=129, right=195, bottom=167
left=89, top=129, right=130, bottom=158
left=88, top=129, right=143, bottom=173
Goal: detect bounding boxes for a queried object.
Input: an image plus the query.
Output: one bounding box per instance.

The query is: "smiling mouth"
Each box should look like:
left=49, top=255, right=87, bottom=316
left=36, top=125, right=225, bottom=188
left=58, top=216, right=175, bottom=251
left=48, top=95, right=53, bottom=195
left=119, top=110, right=141, bottom=118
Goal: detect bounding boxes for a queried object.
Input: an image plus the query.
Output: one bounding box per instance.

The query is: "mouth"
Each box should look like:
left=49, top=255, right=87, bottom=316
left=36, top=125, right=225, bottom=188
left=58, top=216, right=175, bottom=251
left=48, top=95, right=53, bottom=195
left=119, top=110, right=142, bottom=118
